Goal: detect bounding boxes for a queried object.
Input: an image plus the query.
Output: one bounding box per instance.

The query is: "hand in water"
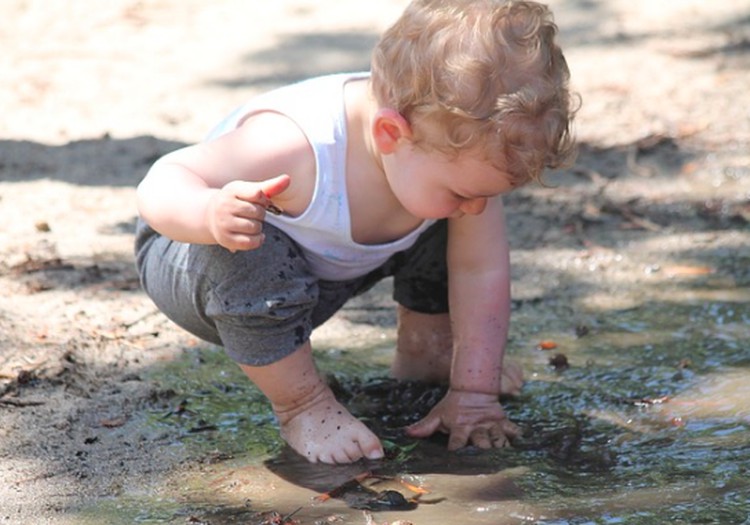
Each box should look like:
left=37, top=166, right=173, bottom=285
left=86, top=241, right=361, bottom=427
left=406, top=389, right=520, bottom=450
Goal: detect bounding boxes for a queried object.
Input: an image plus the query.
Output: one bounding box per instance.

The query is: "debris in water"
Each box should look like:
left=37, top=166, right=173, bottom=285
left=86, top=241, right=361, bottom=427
left=549, top=353, right=569, bottom=370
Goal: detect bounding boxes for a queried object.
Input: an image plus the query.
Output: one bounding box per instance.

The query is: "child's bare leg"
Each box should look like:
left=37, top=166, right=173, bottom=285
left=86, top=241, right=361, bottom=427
left=391, top=305, right=524, bottom=395
left=239, top=341, right=383, bottom=464
left=391, top=305, right=453, bottom=383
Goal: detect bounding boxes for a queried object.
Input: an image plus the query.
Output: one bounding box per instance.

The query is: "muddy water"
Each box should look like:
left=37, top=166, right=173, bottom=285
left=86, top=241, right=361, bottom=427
left=76, top=282, right=749, bottom=524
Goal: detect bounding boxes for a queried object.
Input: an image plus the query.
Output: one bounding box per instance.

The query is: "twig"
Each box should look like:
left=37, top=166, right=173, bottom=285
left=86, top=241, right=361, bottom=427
left=281, top=507, right=303, bottom=523
left=122, top=308, right=160, bottom=330
left=0, top=398, right=45, bottom=407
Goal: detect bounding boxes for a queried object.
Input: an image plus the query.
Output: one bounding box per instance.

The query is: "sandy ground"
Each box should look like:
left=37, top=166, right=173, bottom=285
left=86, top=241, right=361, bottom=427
left=1, top=0, right=749, bottom=523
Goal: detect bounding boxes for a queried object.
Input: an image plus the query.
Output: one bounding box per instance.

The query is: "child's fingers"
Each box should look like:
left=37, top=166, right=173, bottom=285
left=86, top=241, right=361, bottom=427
left=405, top=415, right=442, bottom=439
left=224, top=233, right=265, bottom=253
left=259, top=174, right=291, bottom=199
left=447, top=426, right=471, bottom=451
left=462, top=420, right=519, bottom=450
left=500, top=418, right=522, bottom=439
left=488, top=425, right=511, bottom=447
left=225, top=175, right=290, bottom=206
left=469, top=427, right=493, bottom=449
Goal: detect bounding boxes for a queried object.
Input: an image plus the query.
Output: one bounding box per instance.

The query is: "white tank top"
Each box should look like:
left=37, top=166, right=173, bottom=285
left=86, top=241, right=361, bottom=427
left=206, top=73, right=435, bottom=281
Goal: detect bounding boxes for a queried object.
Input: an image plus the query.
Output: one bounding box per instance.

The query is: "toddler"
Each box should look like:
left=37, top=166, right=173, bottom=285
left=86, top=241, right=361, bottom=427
left=135, top=0, right=577, bottom=464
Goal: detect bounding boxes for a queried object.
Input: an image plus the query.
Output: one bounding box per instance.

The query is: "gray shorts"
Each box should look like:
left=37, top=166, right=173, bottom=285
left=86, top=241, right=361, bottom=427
left=134, top=220, right=448, bottom=366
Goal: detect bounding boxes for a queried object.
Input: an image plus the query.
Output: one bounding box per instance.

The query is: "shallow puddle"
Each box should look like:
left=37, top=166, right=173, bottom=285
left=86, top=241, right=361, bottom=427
left=74, top=284, right=750, bottom=524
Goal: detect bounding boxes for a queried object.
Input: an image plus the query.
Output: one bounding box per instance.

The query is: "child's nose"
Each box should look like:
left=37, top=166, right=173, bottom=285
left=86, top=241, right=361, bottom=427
left=459, top=197, right=487, bottom=215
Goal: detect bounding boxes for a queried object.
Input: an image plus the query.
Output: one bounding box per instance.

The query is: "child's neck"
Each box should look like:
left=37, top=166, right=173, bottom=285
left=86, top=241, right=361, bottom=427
left=344, top=79, right=383, bottom=175
left=343, top=78, right=422, bottom=244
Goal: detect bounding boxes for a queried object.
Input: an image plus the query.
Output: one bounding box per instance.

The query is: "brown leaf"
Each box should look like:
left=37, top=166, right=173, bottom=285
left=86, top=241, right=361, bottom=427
left=100, top=416, right=128, bottom=428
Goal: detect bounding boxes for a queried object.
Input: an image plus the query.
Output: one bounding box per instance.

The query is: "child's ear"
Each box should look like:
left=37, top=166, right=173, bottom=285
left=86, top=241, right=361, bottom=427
left=372, top=108, right=412, bottom=154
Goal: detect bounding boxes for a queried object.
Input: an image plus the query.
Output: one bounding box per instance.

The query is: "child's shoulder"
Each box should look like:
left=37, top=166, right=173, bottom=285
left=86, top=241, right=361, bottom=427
left=249, top=72, right=370, bottom=114
left=207, top=72, right=369, bottom=142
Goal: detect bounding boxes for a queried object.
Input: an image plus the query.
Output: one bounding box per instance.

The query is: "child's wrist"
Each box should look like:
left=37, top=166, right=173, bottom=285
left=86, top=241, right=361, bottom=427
left=447, top=385, right=501, bottom=398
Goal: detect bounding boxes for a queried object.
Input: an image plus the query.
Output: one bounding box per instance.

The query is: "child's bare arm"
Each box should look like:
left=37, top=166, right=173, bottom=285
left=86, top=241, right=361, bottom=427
left=407, top=196, right=520, bottom=449
left=136, top=112, right=312, bottom=250
left=447, top=197, right=511, bottom=397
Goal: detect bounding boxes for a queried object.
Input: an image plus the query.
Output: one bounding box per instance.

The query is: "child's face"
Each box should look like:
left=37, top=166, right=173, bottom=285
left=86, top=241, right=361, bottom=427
left=386, top=145, right=514, bottom=219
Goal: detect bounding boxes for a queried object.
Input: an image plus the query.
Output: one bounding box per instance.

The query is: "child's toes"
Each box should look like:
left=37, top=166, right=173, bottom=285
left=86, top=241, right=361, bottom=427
left=331, top=444, right=361, bottom=464
left=359, top=433, right=384, bottom=460
left=337, top=432, right=382, bottom=463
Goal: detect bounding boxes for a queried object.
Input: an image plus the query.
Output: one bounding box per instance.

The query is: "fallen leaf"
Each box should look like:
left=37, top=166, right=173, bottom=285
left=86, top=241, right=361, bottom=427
left=663, top=265, right=715, bottom=277
left=397, top=478, right=430, bottom=495
left=100, top=416, right=128, bottom=428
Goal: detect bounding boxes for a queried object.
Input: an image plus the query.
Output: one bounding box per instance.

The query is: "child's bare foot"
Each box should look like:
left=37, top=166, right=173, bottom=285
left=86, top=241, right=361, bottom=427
left=391, top=305, right=524, bottom=396
left=274, top=385, right=384, bottom=464
left=238, top=342, right=383, bottom=464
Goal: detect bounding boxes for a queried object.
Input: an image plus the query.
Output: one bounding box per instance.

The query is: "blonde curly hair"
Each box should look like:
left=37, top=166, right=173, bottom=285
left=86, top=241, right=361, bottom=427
left=371, top=0, right=578, bottom=186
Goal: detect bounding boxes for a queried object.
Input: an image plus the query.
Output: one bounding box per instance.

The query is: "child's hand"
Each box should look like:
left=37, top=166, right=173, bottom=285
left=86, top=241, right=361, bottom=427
left=205, top=174, right=290, bottom=252
left=405, top=389, right=520, bottom=450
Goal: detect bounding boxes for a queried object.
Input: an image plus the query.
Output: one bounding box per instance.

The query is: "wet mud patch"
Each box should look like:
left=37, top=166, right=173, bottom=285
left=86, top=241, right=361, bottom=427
left=27, top=243, right=750, bottom=524
left=77, top=298, right=749, bottom=525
